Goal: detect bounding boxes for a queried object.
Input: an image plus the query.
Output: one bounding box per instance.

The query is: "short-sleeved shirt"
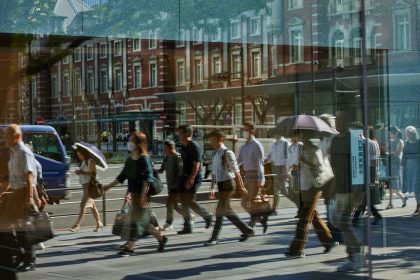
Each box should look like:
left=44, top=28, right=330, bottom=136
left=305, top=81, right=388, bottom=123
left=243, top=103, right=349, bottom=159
left=8, top=142, right=37, bottom=190
left=117, top=156, right=154, bottom=193
left=180, top=140, right=202, bottom=176
left=161, top=153, right=182, bottom=190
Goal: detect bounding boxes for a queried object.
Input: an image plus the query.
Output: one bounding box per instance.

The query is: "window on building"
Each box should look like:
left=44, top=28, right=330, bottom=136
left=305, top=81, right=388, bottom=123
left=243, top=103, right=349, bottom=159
left=193, top=27, right=203, bottom=44
left=51, top=76, right=58, bottom=97
left=87, top=45, right=94, bottom=60
left=290, top=27, right=304, bottom=63
left=100, top=43, right=107, bottom=58
left=63, top=73, right=70, bottom=96
left=250, top=17, right=261, bottom=36
left=133, top=36, right=141, bottom=51
left=149, top=62, right=157, bottom=87
left=115, top=104, right=123, bottom=134
left=62, top=55, right=69, bottom=64
left=395, top=10, right=410, bottom=50
left=231, top=20, right=241, bottom=39
left=100, top=69, right=107, bottom=92
left=194, top=58, right=203, bottom=83
left=210, top=28, right=221, bottom=42
left=74, top=48, right=81, bottom=62
left=252, top=51, right=261, bottom=78
left=149, top=30, right=157, bottom=49
left=101, top=106, right=108, bottom=132
left=234, top=102, right=242, bottom=125
left=178, top=101, right=186, bottom=125
left=232, top=53, right=241, bottom=79
left=114, top=41, right=122, bottom=56
left=87, top=71, right=94, bottom=94
left=88, top=107, right=96, bottom=136
left=371, top=27, right=378, bottom=56
left=352, top=37, right=362, bottom=64
left=133, top=64, right=142, bottom=89
left=115, top=67, right=123, bottom=91
left=176, top=30, right=185, bottom=47
left=176, top=60, right=185, bottom=85
left=74, top=70, right=82, bottom=95
left=288, top=0, right=303, bottom=10
left=213, top=56, right=222, bottom=75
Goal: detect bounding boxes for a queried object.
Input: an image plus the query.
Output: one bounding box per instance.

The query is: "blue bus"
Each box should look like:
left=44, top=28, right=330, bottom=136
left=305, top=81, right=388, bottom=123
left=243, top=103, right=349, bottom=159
left=0, top=125, right=70, bottom=203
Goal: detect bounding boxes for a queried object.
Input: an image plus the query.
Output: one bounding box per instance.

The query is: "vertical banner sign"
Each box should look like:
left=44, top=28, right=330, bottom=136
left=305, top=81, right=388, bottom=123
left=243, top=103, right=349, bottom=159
left=350, top=129, right=365, bottom=185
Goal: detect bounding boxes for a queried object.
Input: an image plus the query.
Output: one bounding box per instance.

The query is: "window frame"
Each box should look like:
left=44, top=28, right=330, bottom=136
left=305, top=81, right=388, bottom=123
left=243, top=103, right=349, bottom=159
left=133, top=63, right=142, bottom=89
left=230, top=20, right=241, bottom=39
left=149, top=62, right=158, bottom=87
left=114, top=41, right=123, bottom=57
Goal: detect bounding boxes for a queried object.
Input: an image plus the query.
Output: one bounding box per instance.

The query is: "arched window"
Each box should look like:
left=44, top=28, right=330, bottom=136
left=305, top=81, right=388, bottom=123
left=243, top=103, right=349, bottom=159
left=331, top=30, right=344, bottom=65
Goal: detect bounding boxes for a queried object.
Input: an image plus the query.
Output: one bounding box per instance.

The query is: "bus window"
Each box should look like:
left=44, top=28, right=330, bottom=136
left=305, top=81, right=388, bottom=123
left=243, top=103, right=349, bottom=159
left=24, top=133, right=64, bottom=162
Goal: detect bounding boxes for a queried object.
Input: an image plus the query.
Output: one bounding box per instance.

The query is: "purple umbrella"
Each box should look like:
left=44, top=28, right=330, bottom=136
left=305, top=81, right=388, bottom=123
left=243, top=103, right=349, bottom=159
left=74, top=142, right=108, bottom=170
left=271, top=115, right=337, bottom=137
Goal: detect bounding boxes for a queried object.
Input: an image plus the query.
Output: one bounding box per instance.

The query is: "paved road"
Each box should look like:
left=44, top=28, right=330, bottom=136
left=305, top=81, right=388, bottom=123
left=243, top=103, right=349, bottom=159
left=18, top=201, right=420, bottom=280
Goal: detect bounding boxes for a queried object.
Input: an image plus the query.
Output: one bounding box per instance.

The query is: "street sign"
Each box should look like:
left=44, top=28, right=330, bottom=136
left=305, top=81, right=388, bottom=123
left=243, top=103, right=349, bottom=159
left=37, top=116, right=45, bottom=125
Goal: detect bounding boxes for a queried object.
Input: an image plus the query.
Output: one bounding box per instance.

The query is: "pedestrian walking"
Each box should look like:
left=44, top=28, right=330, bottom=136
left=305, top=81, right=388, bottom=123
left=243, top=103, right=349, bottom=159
left=402, top=126, right=420, bottom=215
left=387, top=126, right=407, bottom=209
left=285, top=130, right=334, bottom=259
left=2, top=124, right=38, bottom=272
left=353, top=126, right=383, bottom=226
left=69, top=147, right=103, bottom=232
left=158, top=140, right=183, bottom=231
left=237, top=122, right=269, bottom=233
left=205, top=130, right=254, bottom=246
left=331, top=111, right=365, bottom=272
left=104, top=132, right=168, bottom=256
left=265, top=134, right=290, bottom=215
left=286, top=132, right=303, bottom=207
left=177, top=125, right=213, bottom=235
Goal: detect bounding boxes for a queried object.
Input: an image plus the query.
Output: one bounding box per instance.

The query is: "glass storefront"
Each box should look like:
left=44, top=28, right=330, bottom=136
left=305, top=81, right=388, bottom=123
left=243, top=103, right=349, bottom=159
left=0, top=0, right=419, bottom=279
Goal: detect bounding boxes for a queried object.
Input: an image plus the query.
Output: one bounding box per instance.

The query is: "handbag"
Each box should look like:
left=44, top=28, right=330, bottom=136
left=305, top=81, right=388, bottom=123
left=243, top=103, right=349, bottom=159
left=148, top=169, right=164, bottom=196
left=312, top=154, right=334, bottom=189
left=112, top=202, right=129, bottom=237
left=16, top=211, right=54, bottom=246
left=88, top=175, right=103, bottom=199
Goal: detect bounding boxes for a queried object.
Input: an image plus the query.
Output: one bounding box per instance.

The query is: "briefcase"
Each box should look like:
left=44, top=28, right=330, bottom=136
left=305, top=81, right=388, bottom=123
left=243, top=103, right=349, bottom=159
left=16, top=211, right=54, bottom=246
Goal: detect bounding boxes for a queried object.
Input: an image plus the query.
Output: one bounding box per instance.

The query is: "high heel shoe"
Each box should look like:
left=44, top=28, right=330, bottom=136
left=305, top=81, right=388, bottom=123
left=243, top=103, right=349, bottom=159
left=94, top=223, right=104, bottom=232
left=69, top=226, right=80, bottom=232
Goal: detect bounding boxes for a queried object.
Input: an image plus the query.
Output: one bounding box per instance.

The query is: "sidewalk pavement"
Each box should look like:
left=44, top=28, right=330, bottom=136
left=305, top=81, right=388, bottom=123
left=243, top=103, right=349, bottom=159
left=19, top=204, right=420, bottom=280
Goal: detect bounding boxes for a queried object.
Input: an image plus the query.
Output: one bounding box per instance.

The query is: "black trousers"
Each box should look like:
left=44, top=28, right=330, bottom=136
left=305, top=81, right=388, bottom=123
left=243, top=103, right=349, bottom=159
left=0, top=232, right=18, bottom=280
left=210, top=180, right=252, bottom=240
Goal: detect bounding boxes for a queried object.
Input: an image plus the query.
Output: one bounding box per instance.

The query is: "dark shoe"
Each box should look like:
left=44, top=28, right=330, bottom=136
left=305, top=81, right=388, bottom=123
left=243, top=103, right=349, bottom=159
left=205, top=215, right=213, bottom=229
left=413, top=208, right=420, bottom=216
left=271, top=211, right=278, bottom=216
left=118, top=248, right=135, bottom=257
left=239, top=230, right=255, bottom=242
left=157, top=236, right=168, bottom=252
left=285, top=251, right=305, bottom=259
left=402, top=197, right=408, bottom=208
left=177, top=228, right=193, bottom=235
left=18, top=263, right=36, bottom=272
left=372, top=216, right=382, bottom=225
left=324, top=241, right=337, bottom=254
left=261, top=217, right=268, bottom=234
left=204, top=239, right=218, bottom=247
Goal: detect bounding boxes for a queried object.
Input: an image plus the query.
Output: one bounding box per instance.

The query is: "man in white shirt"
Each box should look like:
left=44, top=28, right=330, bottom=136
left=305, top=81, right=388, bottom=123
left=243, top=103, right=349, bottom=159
left=266, top=135, right=290, bottom=213
left=206, top=130, right=254, bottom=246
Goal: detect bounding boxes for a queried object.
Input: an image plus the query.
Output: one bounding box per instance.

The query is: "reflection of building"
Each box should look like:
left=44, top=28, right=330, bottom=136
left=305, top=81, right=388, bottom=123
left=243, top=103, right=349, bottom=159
left=8, top=0, right=420, bottom=143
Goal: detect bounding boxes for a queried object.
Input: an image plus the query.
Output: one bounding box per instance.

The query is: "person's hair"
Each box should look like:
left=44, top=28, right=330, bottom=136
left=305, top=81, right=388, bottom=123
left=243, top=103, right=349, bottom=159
left=368, top=126, right=376, bottom=141
left=244, top=121, right=256, bottom=131
left=405, top=126, right=419, bottom=140
left=390, top=126, right=403, bottom=139
left=163, top=140, right=176, bottom=148
left=207, top=130, right=225, bottom=139
left=178, top=125, right=193, bottom=137
left=132, top=131, right=149, bottom=155
left=76, top=147, right=90, bottom=165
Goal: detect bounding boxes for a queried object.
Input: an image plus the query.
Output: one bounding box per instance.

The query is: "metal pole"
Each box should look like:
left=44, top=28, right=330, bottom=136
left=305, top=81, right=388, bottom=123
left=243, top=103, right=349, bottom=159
left=28, top=42, right=33, bottom=124
left=241, top=46, right=245, bottom=124
left=102, top=191, right=107, bottom=226
left=360, top=1, right=372, bottom=279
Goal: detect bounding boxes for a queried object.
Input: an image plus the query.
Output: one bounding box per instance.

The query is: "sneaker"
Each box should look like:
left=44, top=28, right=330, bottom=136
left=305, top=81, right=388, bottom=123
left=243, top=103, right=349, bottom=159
left=204, top=239, right=218, bottom=247
left=285, top=251, right=305, bottom=259
left=337, top=254, right=364, bottom=272
left=118, top=248, right=135, bottom=257
left=157, top=236, right=168, bottom=252
left=34, top=242, right=45, bottom=251
left=177, top=228, right=193, bottom=235
left=162, top=223, right=174, bottom=231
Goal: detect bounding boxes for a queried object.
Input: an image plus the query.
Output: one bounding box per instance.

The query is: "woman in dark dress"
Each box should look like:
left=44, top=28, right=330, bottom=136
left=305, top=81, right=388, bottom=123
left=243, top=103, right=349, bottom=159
left=104, top=132, right=167, bottom=256
left=402, top=126, right=420, bottom=215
